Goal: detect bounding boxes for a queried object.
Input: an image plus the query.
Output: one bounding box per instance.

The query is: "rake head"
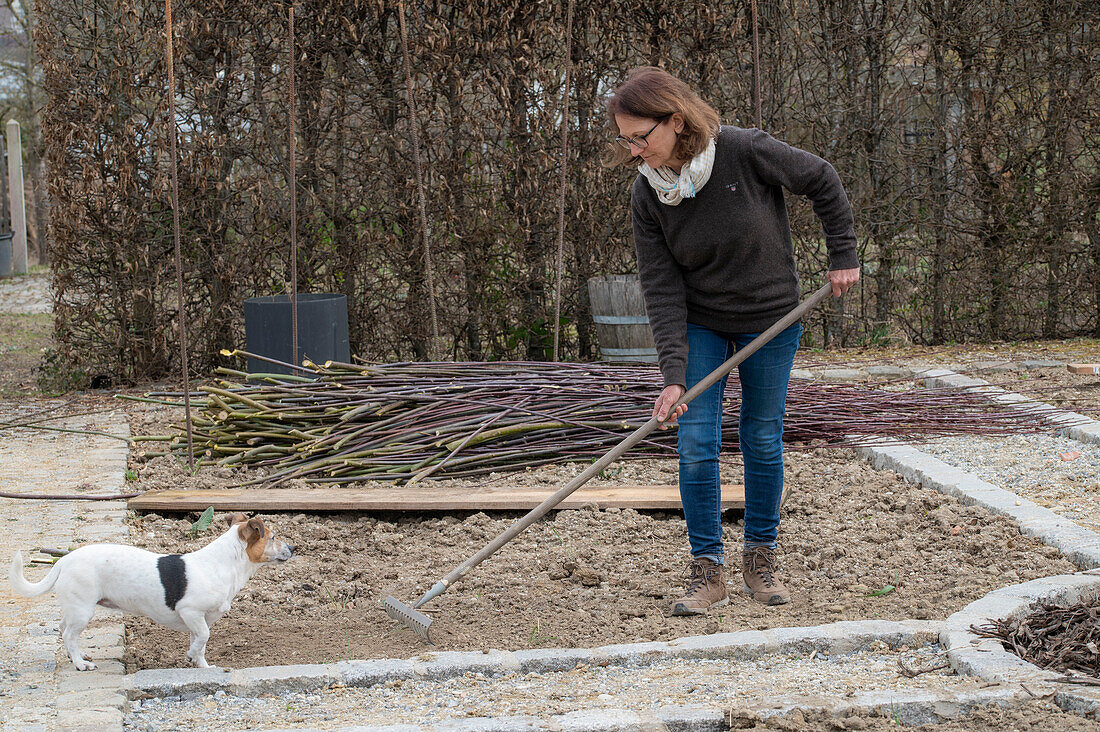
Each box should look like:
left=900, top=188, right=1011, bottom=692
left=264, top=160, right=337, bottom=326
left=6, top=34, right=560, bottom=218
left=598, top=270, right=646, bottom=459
left=384, top=595, right=434, bottom=643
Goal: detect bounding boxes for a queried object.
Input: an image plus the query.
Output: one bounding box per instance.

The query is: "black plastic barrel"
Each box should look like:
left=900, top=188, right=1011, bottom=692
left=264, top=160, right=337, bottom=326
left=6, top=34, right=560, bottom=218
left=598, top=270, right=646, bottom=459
left=243, top=293, right=350, bottom=375
left=0, top=233, right=12, bottom=278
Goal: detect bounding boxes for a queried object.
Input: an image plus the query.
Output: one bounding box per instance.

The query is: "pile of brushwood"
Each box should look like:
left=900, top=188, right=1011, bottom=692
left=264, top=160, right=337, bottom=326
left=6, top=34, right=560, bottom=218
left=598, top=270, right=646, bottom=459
left=128, top=354, right=1063, bottom=487
left=972, top=599, right=1100, bottom=677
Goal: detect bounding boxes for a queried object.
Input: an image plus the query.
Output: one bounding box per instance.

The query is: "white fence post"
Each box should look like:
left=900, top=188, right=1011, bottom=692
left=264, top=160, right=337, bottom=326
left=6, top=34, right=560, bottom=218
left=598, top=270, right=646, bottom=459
left=6, top=119, right=28, bottom=274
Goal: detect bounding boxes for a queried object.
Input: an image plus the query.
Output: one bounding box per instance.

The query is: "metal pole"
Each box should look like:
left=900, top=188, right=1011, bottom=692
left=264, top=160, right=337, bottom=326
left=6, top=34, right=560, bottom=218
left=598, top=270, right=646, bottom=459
left=6, top=120, right=27, bottom=274
left=288, top=5, right=298, bottom=368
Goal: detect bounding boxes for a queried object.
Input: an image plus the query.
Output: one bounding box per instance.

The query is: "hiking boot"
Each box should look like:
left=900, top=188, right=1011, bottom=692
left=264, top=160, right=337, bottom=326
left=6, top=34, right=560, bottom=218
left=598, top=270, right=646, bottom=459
left=742, top=546, right=791, bottom=605
left=670, top=558, right=729, bottom=616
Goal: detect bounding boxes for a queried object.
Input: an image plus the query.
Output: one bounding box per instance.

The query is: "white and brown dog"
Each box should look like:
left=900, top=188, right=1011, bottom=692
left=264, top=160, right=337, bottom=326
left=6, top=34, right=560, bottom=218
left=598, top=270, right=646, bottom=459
left=9, top=512, right=293, bottom=670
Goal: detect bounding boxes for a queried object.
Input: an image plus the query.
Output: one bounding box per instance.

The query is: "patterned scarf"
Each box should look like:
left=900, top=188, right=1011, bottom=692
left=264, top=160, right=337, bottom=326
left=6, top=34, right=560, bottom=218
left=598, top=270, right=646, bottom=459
left=638, top=136, right=716, bottom=206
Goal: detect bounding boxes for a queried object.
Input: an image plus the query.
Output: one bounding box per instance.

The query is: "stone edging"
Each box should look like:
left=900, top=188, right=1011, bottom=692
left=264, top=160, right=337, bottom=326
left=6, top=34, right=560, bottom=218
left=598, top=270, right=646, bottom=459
left=126, top=619, right=940, bottom=701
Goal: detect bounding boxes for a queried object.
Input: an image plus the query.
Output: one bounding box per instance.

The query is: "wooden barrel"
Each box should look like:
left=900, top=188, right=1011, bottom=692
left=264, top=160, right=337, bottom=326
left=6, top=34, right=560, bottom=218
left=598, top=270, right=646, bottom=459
left=587, top=274, right=658, bottom=363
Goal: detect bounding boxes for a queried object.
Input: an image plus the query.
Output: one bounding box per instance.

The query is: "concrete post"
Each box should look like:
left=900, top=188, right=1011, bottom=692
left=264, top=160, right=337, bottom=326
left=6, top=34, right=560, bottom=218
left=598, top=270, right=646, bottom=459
left=6, top=119, right=28, bottom=274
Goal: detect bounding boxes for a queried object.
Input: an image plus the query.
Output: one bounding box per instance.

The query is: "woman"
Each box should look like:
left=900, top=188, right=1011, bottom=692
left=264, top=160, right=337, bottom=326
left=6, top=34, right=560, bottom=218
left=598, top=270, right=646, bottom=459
left=604, top=67, right=859, bottom=614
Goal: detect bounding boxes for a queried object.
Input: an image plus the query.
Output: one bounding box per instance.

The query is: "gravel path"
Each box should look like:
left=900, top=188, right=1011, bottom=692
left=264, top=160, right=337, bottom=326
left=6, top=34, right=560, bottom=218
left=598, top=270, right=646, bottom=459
left=0, top=272, right=52, bottom=314
left=916, top=431, right=1100, bottom=533
left=125, top=644, right=973, bottom=731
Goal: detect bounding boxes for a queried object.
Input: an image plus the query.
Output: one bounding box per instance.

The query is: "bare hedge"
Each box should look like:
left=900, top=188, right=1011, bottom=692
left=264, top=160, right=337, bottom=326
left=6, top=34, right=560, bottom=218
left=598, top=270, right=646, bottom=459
left=38, top=0, right=1099, bottom=381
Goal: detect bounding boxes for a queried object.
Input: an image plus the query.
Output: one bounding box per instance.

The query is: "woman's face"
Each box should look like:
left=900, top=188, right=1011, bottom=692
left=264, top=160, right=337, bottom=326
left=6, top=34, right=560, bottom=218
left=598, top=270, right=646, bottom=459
left=615, top=112, right=684, bottom=170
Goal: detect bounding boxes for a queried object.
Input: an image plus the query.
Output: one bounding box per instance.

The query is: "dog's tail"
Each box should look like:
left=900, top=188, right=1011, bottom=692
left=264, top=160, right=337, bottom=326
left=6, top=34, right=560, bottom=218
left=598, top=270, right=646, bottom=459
left=9, top=551, right=63, bottom=597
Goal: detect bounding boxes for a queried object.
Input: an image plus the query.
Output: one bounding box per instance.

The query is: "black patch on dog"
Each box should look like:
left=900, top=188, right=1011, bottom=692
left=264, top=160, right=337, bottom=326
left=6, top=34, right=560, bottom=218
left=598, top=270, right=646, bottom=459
left=157, top=554, right=187, bottom=610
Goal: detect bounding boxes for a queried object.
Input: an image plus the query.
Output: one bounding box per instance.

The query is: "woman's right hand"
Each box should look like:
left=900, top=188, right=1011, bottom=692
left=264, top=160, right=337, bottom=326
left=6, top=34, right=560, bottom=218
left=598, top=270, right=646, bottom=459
left=653, top=384, right=687, bottom=429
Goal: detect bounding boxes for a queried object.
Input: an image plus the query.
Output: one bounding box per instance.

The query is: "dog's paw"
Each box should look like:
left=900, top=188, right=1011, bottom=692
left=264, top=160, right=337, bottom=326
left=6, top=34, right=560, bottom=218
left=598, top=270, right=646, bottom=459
left=74, top=660, right=98, bottom=671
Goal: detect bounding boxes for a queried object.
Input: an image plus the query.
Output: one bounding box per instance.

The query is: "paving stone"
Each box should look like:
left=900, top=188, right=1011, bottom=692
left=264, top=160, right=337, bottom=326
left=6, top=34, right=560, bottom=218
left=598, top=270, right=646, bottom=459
left=865, top=365, right=914, bottom=378
left=764, top=625, right=832, bottom=654
left=417, top=650, right=522, bottom=680
left=1062, top=421, right=1100, bottom=447
left=972, top=360, right=1018, bottom=373
left=818, top=368, right=865, bottom=381
left=430, top=718, right=543, bottom=731
left=58, top=666, right=127, bottom=692
left=338, top=659, right=418, bottom=689
left=126, top=666, right=234, bottom=699
left=512, top=647, right=589, bottom=673
left=1055, top=688, right=1100, bottom=716
left=654, top=705, right=727, bottom=731
left=55, top=707, right=125, bottom=731
left=56, top=687, right=127, bottom=710
left=555, top=708, right=649, bottom=730
left=950, top=647, right=1054, bottom=684
left=667, top=630, right=767, bottom=660
left=590, top=640, right=670, bottom=666
left=230, top=663, right=342, bottom=696
left=960, top=594, right=1033, bottom=623
left=1022, top=359, right=1065, bottom=369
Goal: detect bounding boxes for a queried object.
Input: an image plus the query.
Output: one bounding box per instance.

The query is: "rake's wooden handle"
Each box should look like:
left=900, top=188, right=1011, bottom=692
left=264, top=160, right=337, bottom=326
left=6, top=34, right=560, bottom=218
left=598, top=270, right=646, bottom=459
left=418, top=282, right=834, bottom=604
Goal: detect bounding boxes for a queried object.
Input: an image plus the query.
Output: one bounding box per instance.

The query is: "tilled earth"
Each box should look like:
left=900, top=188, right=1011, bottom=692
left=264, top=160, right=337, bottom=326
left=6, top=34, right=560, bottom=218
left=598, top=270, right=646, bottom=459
left=122, top=445, right=1075, bottom=671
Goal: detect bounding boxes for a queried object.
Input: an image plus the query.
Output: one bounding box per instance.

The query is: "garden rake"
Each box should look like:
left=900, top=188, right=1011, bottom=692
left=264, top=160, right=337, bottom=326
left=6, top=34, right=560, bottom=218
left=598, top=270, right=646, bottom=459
left=384, top=282, right=835, bottom=642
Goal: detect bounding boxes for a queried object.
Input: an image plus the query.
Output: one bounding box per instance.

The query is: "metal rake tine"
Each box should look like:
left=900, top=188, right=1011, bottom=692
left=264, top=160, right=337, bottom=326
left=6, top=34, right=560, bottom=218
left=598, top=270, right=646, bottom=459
left=383, top=595, right=434, bottom=643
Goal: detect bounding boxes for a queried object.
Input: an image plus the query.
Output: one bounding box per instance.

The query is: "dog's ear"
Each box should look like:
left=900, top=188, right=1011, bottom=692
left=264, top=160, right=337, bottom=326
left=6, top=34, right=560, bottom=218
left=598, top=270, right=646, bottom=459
left=226, top=512, right=248, bottom=527
left=238, top=517, right=269, bottom=562
left=246, top=517, right=266, bottom=539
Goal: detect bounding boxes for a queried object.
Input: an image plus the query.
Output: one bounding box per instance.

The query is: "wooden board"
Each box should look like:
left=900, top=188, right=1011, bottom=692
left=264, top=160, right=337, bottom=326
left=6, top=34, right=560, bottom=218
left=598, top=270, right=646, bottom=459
left=1068, top=363, right=1100, bottom=375
left=127, top=484, right=745, bottom=513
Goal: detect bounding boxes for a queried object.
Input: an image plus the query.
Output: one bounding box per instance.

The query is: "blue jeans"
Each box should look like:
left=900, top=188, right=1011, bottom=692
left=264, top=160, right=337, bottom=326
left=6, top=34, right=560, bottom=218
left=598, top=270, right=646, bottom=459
left=677, top=321, right=802, bottom=563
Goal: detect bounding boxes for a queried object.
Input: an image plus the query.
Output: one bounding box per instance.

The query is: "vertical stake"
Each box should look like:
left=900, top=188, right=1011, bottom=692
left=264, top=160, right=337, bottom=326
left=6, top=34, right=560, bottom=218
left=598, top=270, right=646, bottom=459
left=288, top=4, right=299, bottom=368
left=751, top=0, right=762, bottom=129
left=552, top=0, right=576, bottom=363
left=165, top=0, right=194, bottom=468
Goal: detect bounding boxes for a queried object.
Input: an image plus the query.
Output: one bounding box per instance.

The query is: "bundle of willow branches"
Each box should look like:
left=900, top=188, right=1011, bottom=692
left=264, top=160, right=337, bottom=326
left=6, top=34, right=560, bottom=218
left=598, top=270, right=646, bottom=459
left=130, top=353, right=1058, bottom=487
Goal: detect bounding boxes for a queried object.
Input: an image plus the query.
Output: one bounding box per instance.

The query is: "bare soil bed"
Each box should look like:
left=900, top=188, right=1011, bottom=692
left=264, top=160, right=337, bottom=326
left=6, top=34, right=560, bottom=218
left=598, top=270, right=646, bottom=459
left=122, top=436, right=1074, bottom=670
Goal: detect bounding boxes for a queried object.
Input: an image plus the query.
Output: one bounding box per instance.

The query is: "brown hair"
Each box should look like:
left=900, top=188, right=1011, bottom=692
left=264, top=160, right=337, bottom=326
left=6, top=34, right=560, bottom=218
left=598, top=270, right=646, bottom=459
left=602, top=66, right=721, bottom=168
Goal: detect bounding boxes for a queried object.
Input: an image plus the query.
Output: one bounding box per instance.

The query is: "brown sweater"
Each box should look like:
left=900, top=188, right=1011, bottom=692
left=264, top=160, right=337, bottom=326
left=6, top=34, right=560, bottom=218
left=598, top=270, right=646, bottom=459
left=631, top=126, right=859, bottom=388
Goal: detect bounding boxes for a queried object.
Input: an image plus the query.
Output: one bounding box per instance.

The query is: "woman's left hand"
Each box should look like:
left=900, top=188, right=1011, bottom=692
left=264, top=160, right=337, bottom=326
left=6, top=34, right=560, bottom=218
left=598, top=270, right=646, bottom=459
left=827, top=267, right=860, bottom=297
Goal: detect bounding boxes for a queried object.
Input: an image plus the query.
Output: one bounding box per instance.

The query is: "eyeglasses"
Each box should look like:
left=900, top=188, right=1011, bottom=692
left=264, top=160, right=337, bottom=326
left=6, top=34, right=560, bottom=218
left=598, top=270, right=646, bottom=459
left=614, top=115, right=670, bottom=151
